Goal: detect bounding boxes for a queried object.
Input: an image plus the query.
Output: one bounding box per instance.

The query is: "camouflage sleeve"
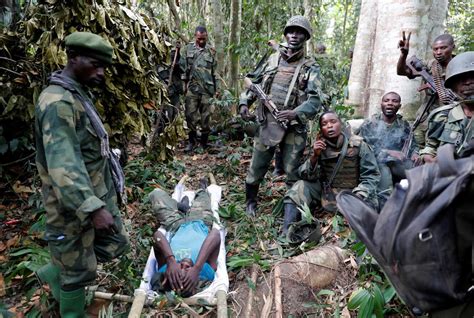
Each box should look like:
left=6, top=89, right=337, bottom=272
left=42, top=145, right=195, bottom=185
left=357, top=120, right=371, bottom=140
left=293, top=64, right=323, bottom=123
left=352, top=142, right=380, bottom=198
left=238, top=58, right=268, bottom=107
left=296, top=156, right=320, bottom=181
left=38, top=101, right=105, bottom=221
left=419, top=111, right=448, bottom=157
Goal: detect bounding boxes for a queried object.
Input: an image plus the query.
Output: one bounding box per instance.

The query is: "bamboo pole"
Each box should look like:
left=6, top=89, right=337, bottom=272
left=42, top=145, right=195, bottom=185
left=93, top=291, right=134, bottom=303
left=244, top=264, right=259, bottom=318
left=274, top=264, right=283, bottom=318
left=216, top=290, right=228, bottom=318
left=128, top=290, right=147, bottom=318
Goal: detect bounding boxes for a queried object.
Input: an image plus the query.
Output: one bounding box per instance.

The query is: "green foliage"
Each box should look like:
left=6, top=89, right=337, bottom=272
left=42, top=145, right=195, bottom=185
left=0, top=0, right=171, bottom=165
left=447, top=0, right=474, bottom=52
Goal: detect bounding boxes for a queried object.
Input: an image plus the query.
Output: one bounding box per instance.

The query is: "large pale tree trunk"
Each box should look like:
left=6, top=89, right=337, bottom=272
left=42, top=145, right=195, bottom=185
left=229, top=0, right=242, bottom=99
left=303, top=0, right=315, bottom=55
left=211, top=0, right=225, bottom=77
left=347, top=0, right=448, bottom=120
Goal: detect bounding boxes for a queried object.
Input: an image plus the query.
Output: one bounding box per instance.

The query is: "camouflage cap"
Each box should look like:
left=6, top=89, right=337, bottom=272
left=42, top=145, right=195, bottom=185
left=65, top=32, right=113, bottom=64
left=444, top=51, right=474, bottom=88
left=284, top=15, right=312, bottom=40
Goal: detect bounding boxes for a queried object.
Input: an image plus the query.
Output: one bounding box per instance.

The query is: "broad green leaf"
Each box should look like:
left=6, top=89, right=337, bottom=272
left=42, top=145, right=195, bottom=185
left=348, top=288, right=370, bottom=310
left=357, top=295, right=374, bottom=318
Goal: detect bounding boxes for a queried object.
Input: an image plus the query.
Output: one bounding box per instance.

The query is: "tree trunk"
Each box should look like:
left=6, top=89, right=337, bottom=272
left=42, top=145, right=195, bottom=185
left=303, top=0, right=314, bottom=55
left=346, top=0, right=448, bottom=119
left=211, top=0, right=225, bottom=77
left=228, top=0, right=241, bottom=99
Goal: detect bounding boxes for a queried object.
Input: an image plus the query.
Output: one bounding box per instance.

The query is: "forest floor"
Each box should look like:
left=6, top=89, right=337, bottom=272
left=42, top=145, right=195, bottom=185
left=0, top=131, right=408, bottom=317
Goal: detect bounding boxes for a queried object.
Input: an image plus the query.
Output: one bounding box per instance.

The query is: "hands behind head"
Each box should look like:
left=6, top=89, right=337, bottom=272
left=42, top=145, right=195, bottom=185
left=164, top=258, right=199, bottom=296
left=398, top=31, right=411, bottom=55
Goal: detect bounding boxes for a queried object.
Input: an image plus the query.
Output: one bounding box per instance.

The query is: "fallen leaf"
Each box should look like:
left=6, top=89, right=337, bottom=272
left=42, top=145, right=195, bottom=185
left=7, top=235, right=19, bottom=248
left=0, top=241, right=6, bottom=252
left=0, top=273, right=5, bottom=297
left=12, top=181, right=34, bottom=194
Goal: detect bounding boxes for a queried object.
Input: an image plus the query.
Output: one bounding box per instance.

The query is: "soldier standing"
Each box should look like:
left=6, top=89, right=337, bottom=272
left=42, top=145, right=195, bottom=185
left=34, top=32, right=129, bottom=317
left=239, top=16, right=323, bottom=216
left=397, top=32, right=457, bottom=147
left=283, top=111, right=380, bottom=235
left=358, top=92, right=419, bottom=206
left=420, top=51, right=474, bottom=162
left=180, top=26, right=218, bottom=152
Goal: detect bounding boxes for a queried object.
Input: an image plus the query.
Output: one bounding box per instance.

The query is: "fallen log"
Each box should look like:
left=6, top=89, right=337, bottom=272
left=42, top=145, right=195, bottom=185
left=277, top=245, right=344, bottom=289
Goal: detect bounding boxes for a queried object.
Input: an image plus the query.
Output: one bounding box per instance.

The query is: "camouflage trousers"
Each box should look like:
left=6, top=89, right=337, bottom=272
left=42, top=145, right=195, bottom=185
left=246, top=127, right=307, bottom=186
left=149, top=188, right=215, bottom=233
left=46, top=214, right=129, bottom=289
left=185, top=90, right=213, bottom=134
left=285, top=180, right=379, bottom=211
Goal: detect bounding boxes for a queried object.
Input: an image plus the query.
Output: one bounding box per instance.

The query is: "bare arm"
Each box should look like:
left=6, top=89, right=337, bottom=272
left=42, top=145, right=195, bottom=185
left=396, top=31, right=415, bottom=78
left=153, top=230, right=183, bottom=291
left=182, top=228, right=221, bottom=292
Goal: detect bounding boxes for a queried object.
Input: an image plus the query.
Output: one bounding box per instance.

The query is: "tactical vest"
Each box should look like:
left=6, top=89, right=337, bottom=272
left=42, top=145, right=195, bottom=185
left=262, top=54, right=312, bottom=111
left=320, top=147, right=360, bottom=189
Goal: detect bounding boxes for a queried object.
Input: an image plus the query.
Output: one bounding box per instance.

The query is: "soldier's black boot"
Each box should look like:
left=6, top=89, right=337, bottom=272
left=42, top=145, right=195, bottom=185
left=245, top=183, right=259, bottom=216
left=282, top=202, right=299, bottom=235
left=184, top=131, right=197, bottom=153
left=200, top=132, right=209, bottom=150
left=273, top=149, right=285, bottom=177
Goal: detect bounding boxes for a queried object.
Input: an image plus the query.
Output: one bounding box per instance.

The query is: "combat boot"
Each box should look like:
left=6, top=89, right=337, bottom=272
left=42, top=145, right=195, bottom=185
left=200, top=132, right=209, bottom=150
left=36, top=262, right=61, bottom=301
left=184, top=131, right=197, bottom=153
left=282, top=202, right=299, bottom=235
left=273, top=150, right=285, bottom=177
left=245, top=183, right=259, bottom=216
left=60, top=287, right=86, bottom=318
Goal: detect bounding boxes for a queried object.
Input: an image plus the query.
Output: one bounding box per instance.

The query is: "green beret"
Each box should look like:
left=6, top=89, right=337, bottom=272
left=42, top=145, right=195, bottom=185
left=65, top=32, right=113, bottom=64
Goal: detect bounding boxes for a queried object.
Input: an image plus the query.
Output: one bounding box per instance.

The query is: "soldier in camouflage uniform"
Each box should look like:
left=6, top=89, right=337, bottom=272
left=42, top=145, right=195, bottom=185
left=358, top=92, right=419, bottom=206
left=420, top=51, right=474, bottom=162
left=239, top=16, right=323, bottom=216
left=397, top=32, right=456, bottom=148
left=180, top=26, right=218, bottom=152
left=283, top=111, right=380, bottom=234
left=34, top=32, right=129, bottom=317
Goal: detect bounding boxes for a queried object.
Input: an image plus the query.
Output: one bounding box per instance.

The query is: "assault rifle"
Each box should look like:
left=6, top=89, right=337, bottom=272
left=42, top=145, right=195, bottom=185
left=243, top=77, right=288, bottom=129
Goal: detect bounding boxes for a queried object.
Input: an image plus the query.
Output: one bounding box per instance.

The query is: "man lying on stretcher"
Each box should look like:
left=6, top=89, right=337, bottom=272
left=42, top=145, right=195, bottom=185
left=150, top=177, right=221, bottom=296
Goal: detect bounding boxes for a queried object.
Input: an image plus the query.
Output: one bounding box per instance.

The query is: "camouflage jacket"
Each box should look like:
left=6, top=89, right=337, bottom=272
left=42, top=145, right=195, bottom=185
left=298, top=134, right=380, bottom=199
left=179, top=42, right=217, bottom=96
left=358, top=113, right=418, bottom=161
left=420, top=102, right=474, bottom=157
left=35, top=77, right=119, bottom=235
left=239, top=44, right=323, bottom=125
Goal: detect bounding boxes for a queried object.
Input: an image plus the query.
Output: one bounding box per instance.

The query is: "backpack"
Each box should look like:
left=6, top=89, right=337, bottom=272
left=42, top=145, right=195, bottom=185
left=336, top=144, right=474, bottom=315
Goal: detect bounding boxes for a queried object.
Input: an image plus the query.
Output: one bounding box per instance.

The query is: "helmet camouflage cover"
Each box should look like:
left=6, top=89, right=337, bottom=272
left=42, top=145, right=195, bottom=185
left=284, top=15, right=312, bottom=40
left=444, top=51, right=474, bottom=88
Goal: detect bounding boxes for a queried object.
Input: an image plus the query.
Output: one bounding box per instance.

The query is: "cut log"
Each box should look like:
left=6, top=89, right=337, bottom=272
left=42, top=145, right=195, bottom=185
left=277, top=245, right=344, bottom=289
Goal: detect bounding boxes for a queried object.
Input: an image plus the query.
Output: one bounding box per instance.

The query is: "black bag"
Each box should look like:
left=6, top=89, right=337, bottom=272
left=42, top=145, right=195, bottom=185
left=336, top=144, right=473, bottom=315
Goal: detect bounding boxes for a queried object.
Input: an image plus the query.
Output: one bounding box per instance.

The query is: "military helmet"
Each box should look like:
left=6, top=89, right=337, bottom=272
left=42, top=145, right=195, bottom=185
left=284, top=15, right=312, bottom=40
left=444, top=51, right=474, bottom=88
left=286, top=220, right=321, bottom=244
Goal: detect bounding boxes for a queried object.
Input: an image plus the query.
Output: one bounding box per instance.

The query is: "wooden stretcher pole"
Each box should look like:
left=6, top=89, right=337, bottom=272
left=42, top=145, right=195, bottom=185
left=216, top=290, right=228, bottom=318
left=93, top=291, right=134, bottom=303
left=128, top=289, right=147, bottom=318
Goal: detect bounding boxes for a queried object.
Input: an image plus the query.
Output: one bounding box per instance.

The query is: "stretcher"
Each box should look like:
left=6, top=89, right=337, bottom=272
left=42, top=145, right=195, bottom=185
left=128, top=176, right=228, bottom=317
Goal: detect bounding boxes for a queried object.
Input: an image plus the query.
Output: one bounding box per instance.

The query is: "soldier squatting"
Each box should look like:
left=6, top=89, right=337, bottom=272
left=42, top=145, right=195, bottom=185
left=32, top=13, right=473, bottom=318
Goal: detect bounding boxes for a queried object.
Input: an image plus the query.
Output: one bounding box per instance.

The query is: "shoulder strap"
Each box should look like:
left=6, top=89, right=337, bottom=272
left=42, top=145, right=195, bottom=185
left=426, top=103, right=456, bottom=122
left=328, top=133, right=350, bottom=186
left=283, top=59, right=305, bottom=108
